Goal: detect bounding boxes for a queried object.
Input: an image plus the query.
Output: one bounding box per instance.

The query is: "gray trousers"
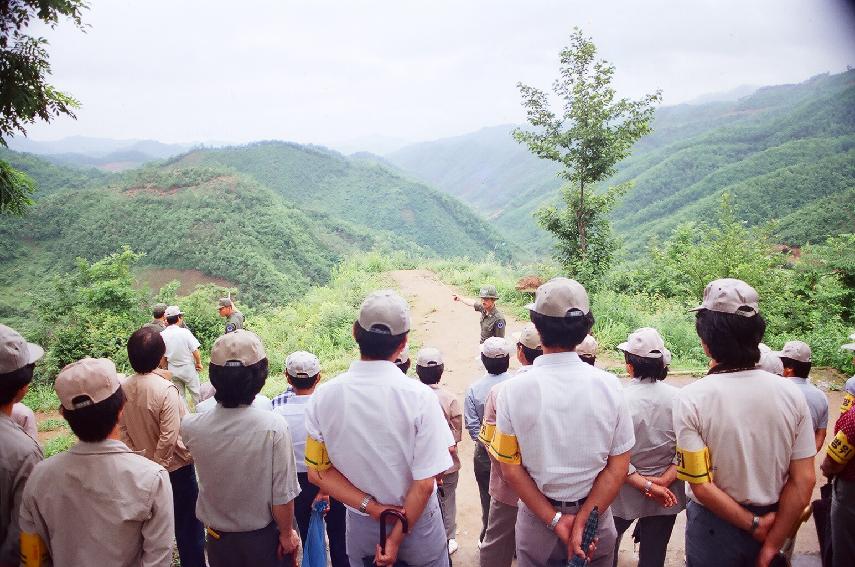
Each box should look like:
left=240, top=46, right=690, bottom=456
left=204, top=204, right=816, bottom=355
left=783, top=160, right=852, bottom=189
left=170, top=364, right=200, bottom=408
left=612, top=514, right=677, bottom=567
left=473, top=444, right=492, bottom=542
left=515, top=500, right=616, bottom=567
left=479, top=499, right=517, bottom=567
left=438, top=471, right=459, bottom=539
left=206, top=521, right=293, bottom=567
left=685, top=500, right=774, bottom=567
left=831, top=477, right=855, bottom=567
left=345, top=494, right=449, bottom=567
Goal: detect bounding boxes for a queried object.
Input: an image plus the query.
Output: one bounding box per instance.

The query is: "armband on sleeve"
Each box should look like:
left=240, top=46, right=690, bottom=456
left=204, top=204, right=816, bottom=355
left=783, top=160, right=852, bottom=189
left=828, top=430, right=854, bottom=464
left=675, top=446, right=713, bottom=484
left=305, top=436, right=331, bottom=471
left=478, top=422, right=496, bottom=446
left=840, top=393, right=854, bottom=416
left=20, top=532, right=48, bottom=567
left=489, top=429, right=521, bottom=465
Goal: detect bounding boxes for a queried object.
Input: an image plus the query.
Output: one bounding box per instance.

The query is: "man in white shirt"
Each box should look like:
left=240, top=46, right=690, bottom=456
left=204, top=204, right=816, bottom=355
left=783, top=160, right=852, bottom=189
left=160, top=305, right=203, bottom=409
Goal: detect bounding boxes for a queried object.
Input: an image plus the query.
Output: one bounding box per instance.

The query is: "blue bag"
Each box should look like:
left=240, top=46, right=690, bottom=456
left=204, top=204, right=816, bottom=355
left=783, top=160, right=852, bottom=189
left=302, top=500, right=328, bottom=567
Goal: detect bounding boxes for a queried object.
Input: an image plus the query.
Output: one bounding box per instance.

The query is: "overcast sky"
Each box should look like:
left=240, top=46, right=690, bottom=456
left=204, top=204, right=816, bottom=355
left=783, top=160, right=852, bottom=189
left=19, top=0, right=855, bottom=151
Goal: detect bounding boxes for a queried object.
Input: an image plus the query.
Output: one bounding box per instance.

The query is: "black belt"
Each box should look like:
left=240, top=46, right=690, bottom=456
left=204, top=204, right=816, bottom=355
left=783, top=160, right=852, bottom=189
left=743, top=502, right=778, bottom=516
left=548, top=496, right=587, bottom=508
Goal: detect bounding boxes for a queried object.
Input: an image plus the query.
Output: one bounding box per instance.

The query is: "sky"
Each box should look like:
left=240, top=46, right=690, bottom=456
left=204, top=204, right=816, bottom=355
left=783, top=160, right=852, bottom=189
left=17, top=0, right=855, bottom=152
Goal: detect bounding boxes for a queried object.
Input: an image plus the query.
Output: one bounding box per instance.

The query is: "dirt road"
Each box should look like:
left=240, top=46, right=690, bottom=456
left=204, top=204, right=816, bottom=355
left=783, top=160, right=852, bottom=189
left=390, top=269, right=830, bottom=567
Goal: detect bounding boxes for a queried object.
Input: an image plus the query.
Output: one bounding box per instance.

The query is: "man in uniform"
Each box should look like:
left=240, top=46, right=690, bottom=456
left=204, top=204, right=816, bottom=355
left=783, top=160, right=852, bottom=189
left=161, top=305, right=203, bottom=409
left=840, top=333, right=855, bottom=415
left=19, top=358, right=174, bottom=566
left=0, top=325, right=43, bottom=567
left=305, top=290, right=453, bottom=567
left=453, top=285, right=506, bottom=343
left=675, top=279, right=816, bottom=567
left=491, top=278, right=633, bottom=566
left=144, top=303, right=168, bottom=332
left=777, top=340, right=829, bottom=452
left=821, top=405, right=855, bottom=567
left=218, top=298, right=244, bottom=334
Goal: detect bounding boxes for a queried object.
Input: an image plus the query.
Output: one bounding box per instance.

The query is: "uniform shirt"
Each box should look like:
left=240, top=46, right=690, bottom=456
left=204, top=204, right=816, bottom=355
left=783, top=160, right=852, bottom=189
left=160, top=325, right=200, bottom=367
left=181, top=405, right=300, bottom=531
left=674, top=369, right=816, bottom=506
left=195, top=393, right=273, bottom=413
left=304, top=360, right=453, bottom=508
left=841, top=375, right=855, bottom=416
left=274, top=394, right=311, bottom=474
left=828, top=407, right=855, bottom=481
left=11, top=403, right=37, bottom=438
left=787, top=376, right=829, bottom=432
left=492, top=352, right=635, bottom=501
left=428, top=383, right=463, bottom=473
left=225, top=311, right=244, bottom=334
left=611, top=379, right=686, bottom=520
left=143, top=319, right=166, bottom=332
left=464, top=371, right=512, bottom=441
left=0, top=413, right=42, bottom=565
left=18, top=439, right=173, bottom=567
left=474, top=303, right=506, bottom=343
left=119, top=371, right=193, bottom=472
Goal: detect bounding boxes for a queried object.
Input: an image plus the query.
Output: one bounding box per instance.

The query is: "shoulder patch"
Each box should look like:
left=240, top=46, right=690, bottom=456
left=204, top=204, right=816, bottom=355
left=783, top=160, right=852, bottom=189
left=496, top=320, right=505, bottom=329
left=225, top=323, right=237, bottom=333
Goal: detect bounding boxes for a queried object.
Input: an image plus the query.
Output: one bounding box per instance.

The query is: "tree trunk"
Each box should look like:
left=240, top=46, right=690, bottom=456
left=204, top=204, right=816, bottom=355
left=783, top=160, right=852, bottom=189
left=577, top=181, right=587, bottom=257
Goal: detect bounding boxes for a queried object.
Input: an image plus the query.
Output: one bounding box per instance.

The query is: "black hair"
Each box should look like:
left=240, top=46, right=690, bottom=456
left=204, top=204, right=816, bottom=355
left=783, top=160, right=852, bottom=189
left=286, top=372, right=320, bottom=391
left=416, top=364, right=444, bottom=384
left=695, top=309, right=766, bottom=368
left=166, top=315, right=180, bottom=325
left=530, top=310, right=595, bottom=350
left=579, top=354, right=597, bottom=366
left=127, top=327, right=165, bottom=374
left=152, top=306, right=166, bottom=319
left=396, top=359, right=411, bottom=374
left=0, top=364, right=35, bottom=405
left=780, top=357, right=812, bottom=378
left=353, top=322, right=408, bottom=361
left=518, top=343, right=543, bottom=364
left=209, top=358, right=269, bottom=408
left=624, top=352, right=668, bottom=381
left=481, top=354, right=510, bottom=375
left=63, top=387, right=126, bottom=442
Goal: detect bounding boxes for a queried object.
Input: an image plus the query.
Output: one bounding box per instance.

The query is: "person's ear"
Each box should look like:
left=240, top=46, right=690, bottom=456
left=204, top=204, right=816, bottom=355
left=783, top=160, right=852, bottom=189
left=625, top=363, right=634, bottom=377
left=314, top=374, right=322, bottom=387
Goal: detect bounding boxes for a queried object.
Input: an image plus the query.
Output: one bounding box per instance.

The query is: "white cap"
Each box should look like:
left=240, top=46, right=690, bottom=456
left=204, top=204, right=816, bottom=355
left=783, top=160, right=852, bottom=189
left=526, top=277, right=590, bottom=317
left=758, top=342, right=772, bottom=354
left=481, top=337, right=511, bottom=359
left=841, top=333, right=855, bottom=352
left=357, top=290, right=411, bottom=335
left=0, top=324, right=44, bottom=374
left=416, top=347, right=444, bottom=367
left=285, top=351, right=321, bottom=377
left=210, top=330, right=267, bottom=367
left=757, top=351, right=784, bottom=376
left=55, top=358, right=121, bottom=410
left=394, top=344, right=410, bottom=364
left=617, top=327, right=672, bottom=365
left=690, top=278, right=759, bottom=317
left=775, top=340, right=811, bottom=363
left=576, top=335, right=598, bottom=357
left=512, top=323, right=542, bottom=350
left=164, top=305, right=183, bottom=318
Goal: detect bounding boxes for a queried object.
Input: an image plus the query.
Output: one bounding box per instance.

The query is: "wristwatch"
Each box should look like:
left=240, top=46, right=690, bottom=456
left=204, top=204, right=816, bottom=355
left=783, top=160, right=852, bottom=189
left=643, top=480, right=653, bottom=495
left=750, top=515, right=760, bottom=533
left=547, top=511, right=563, bottom=531
left=359, top=494, right=375, bottom=514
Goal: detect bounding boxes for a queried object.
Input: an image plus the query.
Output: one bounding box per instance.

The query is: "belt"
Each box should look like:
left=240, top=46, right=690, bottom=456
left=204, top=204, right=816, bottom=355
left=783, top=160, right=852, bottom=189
left=548, top=496, right=587, bottom=508
left=743, top=502, right=778, bottom=516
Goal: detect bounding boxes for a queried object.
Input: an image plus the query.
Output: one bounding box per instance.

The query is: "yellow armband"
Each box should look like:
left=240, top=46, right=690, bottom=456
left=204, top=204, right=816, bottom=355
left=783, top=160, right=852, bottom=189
left=478, top=422, right=496, bottom=446
left=20, top=532, right=48, bottom=567
left=305, top=436, right=331, bottom=471
left=676, top=446, right=713, bottom=484
left=828, top=430, right=854, bottom=464
left=840, top=393, right=854, bottom=416
left=489, top=429, right=521, bottom=465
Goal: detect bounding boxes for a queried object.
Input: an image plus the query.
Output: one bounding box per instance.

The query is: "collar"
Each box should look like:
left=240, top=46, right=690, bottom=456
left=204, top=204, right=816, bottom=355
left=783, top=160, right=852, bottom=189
left=69, top=439, right=134, bottom=456
left=287, top=394, right=312, bottom=404
left=533, top=351, right=582, bottom=367
left=788, top=376, right=809, bottom=384
left=349, top=360, right=399, bottom=374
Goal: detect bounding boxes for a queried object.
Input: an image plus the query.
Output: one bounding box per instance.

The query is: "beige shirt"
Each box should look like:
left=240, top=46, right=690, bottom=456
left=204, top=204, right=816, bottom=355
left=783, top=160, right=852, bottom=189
left=429, top=383, right=463, bottom=473
left=0, top=413, right=43, bottom=565
left=11, top=403, right=37, bottom=439
left=19, top=439, right=174, bottom=567
left=674, top=369, right=816, bottom=505
left=181, top=405, right=301, bottom=532
left=120, top=371, right=193, bottom=472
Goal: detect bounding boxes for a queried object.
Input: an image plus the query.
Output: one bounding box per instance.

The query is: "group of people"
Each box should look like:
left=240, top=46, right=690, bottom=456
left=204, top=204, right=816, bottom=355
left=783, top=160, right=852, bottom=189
left=1, top=277, right=854, bottom=567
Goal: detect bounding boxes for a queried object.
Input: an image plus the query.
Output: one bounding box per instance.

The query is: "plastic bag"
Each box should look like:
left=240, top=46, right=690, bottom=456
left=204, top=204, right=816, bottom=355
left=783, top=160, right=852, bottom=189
left=302, top=500, right=328, bottom=567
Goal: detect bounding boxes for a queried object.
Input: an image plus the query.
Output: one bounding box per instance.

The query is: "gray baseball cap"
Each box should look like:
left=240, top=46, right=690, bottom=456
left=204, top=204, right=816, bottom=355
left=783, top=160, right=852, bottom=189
left=757, top=351, right=784, bottom=376
left=164, top=305, right=183, bottom=318
left=526, top=277, right=590, bottom=318
left=481, top=337, right=511, bottom=358
left=512, top=323, right=542, bottom=350
left=618, top=327, right=672, bottom=365
left=394, top=344, right=410, bottom=364
left=775, top=340, right=811, bottom=363
left=218, top=298, right=234, bottom=308
left=576, top=334, right=598, bottom=357
left=416, top=347, right=444, bottom=367
left=55, top=358, right=121, bottom=410
left=285, top=351, right=321, bottom=378
left=690, top=278, right=759, bottom=317
left=0, top=325, right=44, bottom=374
left=479, top=285, right=499, bottom=299
left=358, top=290, right=411, bottom=335
left=210, top=329, right=267, bottom=367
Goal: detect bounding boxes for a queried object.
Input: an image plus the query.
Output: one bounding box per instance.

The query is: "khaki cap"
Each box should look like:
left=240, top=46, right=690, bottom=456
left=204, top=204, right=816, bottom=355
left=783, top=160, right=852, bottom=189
left=285, top=351, right=320, bottom=377
left=394, top=344, right=410, bottom=364
left=416, top=347, right=444, bottom=367
left=358, top=290, right=411, bottom=335
left=152, top=303, right=167, bottom=315
left=481, top=337, right=511, bottom=359
left=841, top=333, right=855, bottom=352
left=479, top=285, right=499, bottom=299
left=512, top=323, right=542, bottom=350
left=218, top=298, right=234, bottom=308
left=758, top=342, right=772, bottom=354
left=526, top=277, right=590, bottom=318
left=576, top=334, right=598, bottom=357
left=618, top=327, right=672, bottom=365
left=210, top=329, right=267, bottom=367
left=757, top=351, right=784, bottom=376
left=55, top=358, right=121, bottom=410
left=164, top=305, right=183, bottom=318
left=0, top=324, right=44, bottom=374
left=776, top=340, right=811, bottom=363
left=690, top=278, right=759, bottom=317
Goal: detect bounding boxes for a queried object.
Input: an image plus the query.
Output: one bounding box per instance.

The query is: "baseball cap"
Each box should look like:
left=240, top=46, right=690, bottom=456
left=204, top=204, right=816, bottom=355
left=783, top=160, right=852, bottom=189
left=395, top=344, right=410, bottom=364
left=416, top=347, right=444, bottom=367
left=152, top=303, right=167, bottom=315
left=357, top=290, right=411, bottom=335
left=526, top=277, right=590, bottom=318
left=481, top=337, right=511, bottom=358
left=758, top=342, right=772, bottom=354
left=576, top=334, right=598, bottom=357
left=512, top=323, right=542, bottom=350
left=690, top=278, right=759, bottom=317
left=617, top=327, right=672, bottom=365
left=0, top=324, right=44, bottom=374
left=775, top=340, right=811, bottom=363
left=757, top=351, right=784, bottom=376
left=479, top=285, right=499, bottom=299
left=285, top=351, right=321, bottom=377
left=164, top=305, right=183, bottom=318
left=210, top=329, right=267, bottom=367
left=55, top=358, right=121, bottom=410
left=218, top=298, right=234, bottom=308
left=841, top=333, right=855, bottom=352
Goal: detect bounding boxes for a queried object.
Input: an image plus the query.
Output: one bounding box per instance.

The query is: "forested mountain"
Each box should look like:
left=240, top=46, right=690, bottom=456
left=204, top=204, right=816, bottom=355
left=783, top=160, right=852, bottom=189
left=387, top=70, right=855, bottom=254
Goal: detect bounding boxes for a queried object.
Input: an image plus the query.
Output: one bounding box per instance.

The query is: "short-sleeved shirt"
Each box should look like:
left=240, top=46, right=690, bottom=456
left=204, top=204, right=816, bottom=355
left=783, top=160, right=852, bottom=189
left=11, top=403, right=37, bottom=439
left=143, top=319, right=166, bottom=332
left=304, top=360, right=453, bottom=508
left=828, top=407, right=855, bottom=481
left=225, top=311, right=244, bottom=334
left=787, top=377, right=829, bottom=432
left=840, top=375, right=855, bottom=416
left=428, top=384, right=463, bottom=473
left=274, top=394, right=312, bottom=474
left=181, top=405, right=300, bottom=532
left=493, top=352, right=635, bottom=501
left=464, top=371, right=512, bottom=441
left=0, top=413, right=42, bottom=565
left=18, top=440, right=174, bottom=567
left=474, top=303, right=506, bottom=343
left=674, top=369, right=816, bottom=505
left=160, top=325, right=201, bottom=367
left=195, top=393, right=273, bottom=413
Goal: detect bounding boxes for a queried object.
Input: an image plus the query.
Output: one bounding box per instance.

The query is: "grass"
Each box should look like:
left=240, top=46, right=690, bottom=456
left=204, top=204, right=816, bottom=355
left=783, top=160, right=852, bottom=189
left=44, top=433, right=77, bottom=457
left=37, top=418, right=67, bottom=433
left=23, top=383, right=59, bottom=413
